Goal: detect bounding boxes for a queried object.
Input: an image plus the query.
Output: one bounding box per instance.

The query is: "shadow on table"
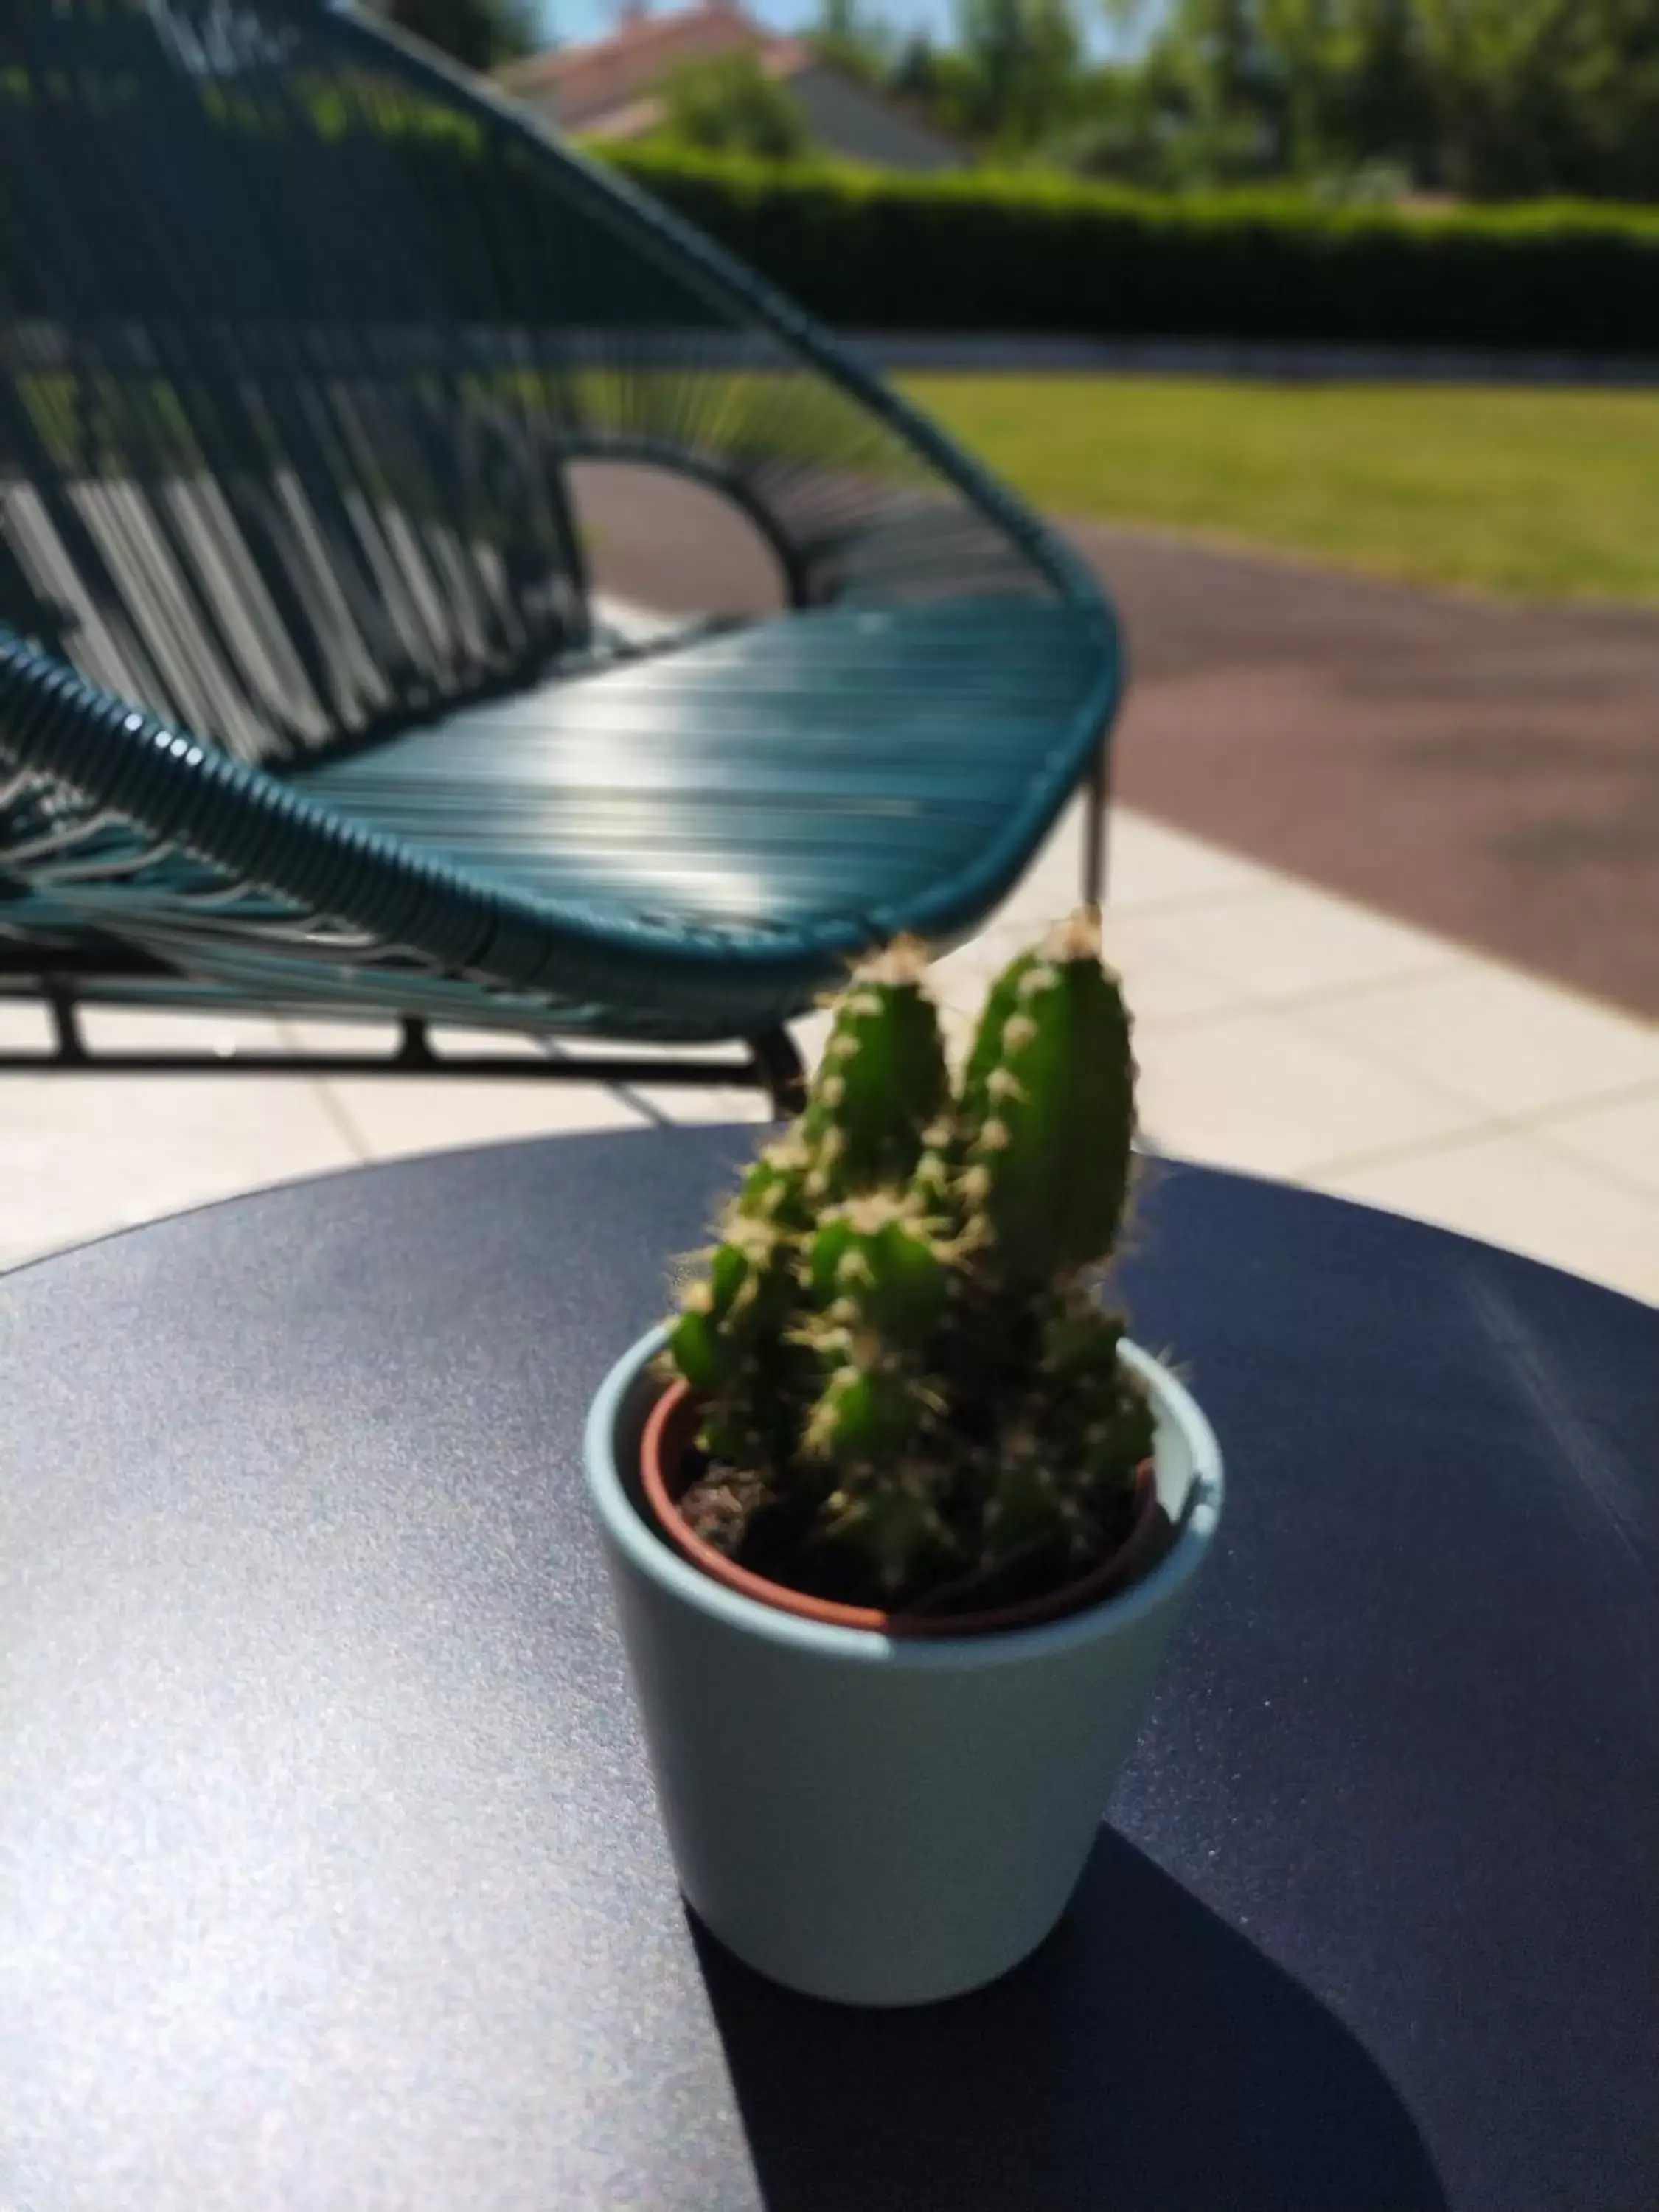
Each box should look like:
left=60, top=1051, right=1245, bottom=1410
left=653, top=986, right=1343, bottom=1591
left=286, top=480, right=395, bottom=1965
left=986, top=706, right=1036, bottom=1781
left=693, top=1827, right=1447, bottom=2212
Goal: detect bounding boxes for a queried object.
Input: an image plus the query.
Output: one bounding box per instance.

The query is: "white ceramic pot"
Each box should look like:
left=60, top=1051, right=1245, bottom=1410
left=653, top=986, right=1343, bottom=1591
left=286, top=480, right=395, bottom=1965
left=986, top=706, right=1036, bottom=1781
left=584, top=1324, right=1224, bottom=2007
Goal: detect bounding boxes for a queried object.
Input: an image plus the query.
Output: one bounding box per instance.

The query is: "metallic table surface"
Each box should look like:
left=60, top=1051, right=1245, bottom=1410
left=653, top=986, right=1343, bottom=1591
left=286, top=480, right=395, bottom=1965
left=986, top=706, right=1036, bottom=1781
left=1, top=1130, right=1653, bottom=2212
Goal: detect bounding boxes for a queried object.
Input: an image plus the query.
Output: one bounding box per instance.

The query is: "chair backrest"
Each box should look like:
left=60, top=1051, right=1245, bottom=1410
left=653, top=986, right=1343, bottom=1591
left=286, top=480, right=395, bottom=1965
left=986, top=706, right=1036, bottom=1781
left=0, top=1, right=1079, bottom=772
left=0, top=0, right=605, bottom=765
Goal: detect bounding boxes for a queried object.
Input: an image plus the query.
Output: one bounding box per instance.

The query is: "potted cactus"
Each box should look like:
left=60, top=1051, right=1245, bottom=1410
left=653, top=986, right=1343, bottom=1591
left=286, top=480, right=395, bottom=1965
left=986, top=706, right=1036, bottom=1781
left=585, top=911, right=1223, bottom=2006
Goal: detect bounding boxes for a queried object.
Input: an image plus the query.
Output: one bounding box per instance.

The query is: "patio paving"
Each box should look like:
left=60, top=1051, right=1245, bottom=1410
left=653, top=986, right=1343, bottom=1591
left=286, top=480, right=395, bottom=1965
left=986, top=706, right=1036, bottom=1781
left=1095, top=523, right=1659, bottom=1023
left=4, top=796, right=1655, bottom=1301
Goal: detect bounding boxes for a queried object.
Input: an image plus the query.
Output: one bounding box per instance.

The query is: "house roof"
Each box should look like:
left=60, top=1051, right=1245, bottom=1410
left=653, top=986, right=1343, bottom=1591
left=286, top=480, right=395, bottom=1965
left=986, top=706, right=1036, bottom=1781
left=498, top=3, right=785, bottom=131
left=496, top=3, right=968, bottom=168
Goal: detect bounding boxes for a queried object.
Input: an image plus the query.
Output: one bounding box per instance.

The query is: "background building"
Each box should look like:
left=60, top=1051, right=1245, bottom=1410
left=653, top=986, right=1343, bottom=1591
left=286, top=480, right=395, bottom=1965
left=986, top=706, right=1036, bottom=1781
left=497, top=0, right=967, bottom=171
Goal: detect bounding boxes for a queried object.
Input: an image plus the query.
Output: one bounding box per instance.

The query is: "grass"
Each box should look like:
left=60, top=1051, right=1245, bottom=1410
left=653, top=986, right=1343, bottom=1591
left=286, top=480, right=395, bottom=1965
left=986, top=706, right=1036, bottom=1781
left=897, top=375, right=1659, bottom=604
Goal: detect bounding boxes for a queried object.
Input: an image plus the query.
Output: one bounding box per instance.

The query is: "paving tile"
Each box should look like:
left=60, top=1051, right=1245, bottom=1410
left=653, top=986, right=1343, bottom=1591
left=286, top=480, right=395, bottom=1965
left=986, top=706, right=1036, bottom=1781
left=1133, top=1005, right=1481, bottom=1180
left=1105, top=884, right=1456, bottom=1006
left=0, top=1000, right=52, bottom=1051
left=935, top=911, right=1242, bottom=1029
left=1321, top=1131, right=1659, bottom=1307
left=318, top=1075, right=645, bottom=1164
left=279, top=1018, right=406, bottom=1058
left=976, top=803, right=1271, bottom=936
left=0, top=1002, right=291, bottom=1058
left=1530, top=1087, right=1659, bottom=1199
left=791, top=1008, right=835, bottom=1074
left=0, top=1077, right=359, bottom=1271
left=1301, top=967, right=1659, bottom=1120
left=282, top=1021, right=761, bottom=1149
left=1107, top=945, right=1248, bottom=1028
left=623, top=1085, right=771, bottom=1128
left=77, top=1007, right=291, bottom=1054
left=1102, top=810, right=1279, bottom=914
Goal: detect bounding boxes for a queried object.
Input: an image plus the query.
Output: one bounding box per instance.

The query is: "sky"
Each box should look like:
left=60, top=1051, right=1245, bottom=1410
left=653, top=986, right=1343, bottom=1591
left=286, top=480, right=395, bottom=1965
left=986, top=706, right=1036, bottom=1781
left=529, top=0, right=1161, bottom=60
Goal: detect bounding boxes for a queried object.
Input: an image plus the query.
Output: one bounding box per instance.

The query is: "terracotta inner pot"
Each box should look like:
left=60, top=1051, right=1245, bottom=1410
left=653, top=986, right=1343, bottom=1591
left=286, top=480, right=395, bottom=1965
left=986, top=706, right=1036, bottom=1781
left=639, top=1380, right=1168, bottom=1638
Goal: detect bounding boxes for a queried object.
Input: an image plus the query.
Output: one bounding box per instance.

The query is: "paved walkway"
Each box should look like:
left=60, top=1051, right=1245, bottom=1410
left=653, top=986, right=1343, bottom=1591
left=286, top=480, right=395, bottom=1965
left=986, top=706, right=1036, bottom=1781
left=851, top=333, right=1659, bottom=389
left=4, top=795, right=1655, bottom=1301
left=1094, top=524, right=1659, bottom=1021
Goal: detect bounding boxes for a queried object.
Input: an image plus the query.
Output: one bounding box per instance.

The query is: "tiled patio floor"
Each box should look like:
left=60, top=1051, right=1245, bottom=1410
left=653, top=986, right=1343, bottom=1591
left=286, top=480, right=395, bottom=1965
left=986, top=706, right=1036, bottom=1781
left=4, top=795, right=1655, bottom=1302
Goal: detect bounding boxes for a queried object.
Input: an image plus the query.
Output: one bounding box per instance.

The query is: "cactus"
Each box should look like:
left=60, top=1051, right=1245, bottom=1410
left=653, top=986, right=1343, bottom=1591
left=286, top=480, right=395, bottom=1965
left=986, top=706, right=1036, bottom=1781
left=959, top=910, right=1135, bottom=1283
left=806, top=1196, right=951, bottom=1341
left=664, top=910, right=1152, bottom=1617
left=801, top=937, right=947, bottom=1202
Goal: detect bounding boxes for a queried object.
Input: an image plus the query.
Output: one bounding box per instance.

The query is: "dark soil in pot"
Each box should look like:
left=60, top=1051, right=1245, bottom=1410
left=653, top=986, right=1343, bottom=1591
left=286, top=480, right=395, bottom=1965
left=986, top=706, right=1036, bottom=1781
left=640, top=1380, right=1176, bottom=1638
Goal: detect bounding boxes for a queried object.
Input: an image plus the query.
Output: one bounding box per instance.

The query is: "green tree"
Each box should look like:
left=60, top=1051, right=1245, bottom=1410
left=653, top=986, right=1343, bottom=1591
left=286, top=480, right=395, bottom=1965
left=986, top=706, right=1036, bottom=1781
left=890, top=29, right=942, bottom=102
left=888, top=32, right=983, bottom=136
left=656, top=53, right=813, bottom=162
left=380, top=0, right=539, bottom=72
left=813, top=0, right=891, bottom=84
left=1122, top=0, right=1285, bottom=180
left=952, top=0, right=1084, bottom=147
left=1417, top=0, right=1659, bottom=198
left=1029, top=63, right=1169, bottom=182
left=1330, top=0, right=1434, bottom=180
left=1125, top=0, right=1659, bottom=200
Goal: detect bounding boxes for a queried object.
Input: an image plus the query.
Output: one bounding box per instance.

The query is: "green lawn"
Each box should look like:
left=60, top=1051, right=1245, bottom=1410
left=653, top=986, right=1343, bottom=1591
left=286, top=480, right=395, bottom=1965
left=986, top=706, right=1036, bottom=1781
left=899, top=375, right=1659, bottom=604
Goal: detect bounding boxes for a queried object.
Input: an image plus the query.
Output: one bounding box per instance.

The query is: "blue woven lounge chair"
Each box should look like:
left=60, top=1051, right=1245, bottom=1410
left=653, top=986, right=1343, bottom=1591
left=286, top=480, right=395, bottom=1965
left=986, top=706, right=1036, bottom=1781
left=0, top=0, right=1122, bottom=1110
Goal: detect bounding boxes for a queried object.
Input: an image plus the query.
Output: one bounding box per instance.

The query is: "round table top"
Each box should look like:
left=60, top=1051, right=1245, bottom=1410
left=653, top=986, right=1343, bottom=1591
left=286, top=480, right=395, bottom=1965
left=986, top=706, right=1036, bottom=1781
left=1, top=1130, right=1652, bottom=2212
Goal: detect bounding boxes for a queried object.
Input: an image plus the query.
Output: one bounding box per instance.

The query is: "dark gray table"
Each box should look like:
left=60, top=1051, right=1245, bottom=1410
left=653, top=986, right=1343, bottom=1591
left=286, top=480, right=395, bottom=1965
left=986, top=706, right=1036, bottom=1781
left=1, top=1130, right=1654, bottom=2212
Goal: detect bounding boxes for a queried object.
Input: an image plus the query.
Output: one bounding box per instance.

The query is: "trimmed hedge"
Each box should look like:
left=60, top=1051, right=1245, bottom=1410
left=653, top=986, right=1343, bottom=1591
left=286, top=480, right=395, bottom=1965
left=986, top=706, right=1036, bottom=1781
left=599, top=147, right=1659, bottom=356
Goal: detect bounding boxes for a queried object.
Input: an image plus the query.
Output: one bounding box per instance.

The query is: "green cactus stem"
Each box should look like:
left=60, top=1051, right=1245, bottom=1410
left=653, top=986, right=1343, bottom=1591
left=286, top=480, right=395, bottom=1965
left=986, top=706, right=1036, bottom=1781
left=805, top=1349, right=934, bottom=1459
left=802, top=937, right=947, bottom=1200
left=807, top=1194, right=950, bottom=1343
left=819, top=1465, right=949, bottom=1594
left=669, top=1218, right=809, bottom=1467
left=961, top=911, right=1136, bottom=1284
left=729, top=1133, right=814, bottom=1234
left=958, top=946, right=1039, bottom=1134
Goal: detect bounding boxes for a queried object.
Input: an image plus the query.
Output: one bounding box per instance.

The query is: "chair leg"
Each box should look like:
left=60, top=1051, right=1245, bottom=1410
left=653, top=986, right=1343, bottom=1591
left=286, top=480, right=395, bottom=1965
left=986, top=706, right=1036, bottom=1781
left=44, top=978, right=88, bottom=1065
left=1082, top=729, right=1112, bottom=913
left=749, top=1026, right=807, bottom=1119
left=396, top=1018, right=437, bottom=1069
